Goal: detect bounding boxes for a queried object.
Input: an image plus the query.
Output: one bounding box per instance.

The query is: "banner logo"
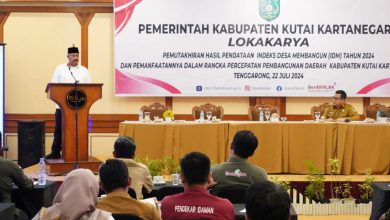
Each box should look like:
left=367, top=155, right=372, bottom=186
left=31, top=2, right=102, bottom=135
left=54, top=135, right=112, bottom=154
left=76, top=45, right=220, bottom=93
left=259, top=0, right=280, bottom=22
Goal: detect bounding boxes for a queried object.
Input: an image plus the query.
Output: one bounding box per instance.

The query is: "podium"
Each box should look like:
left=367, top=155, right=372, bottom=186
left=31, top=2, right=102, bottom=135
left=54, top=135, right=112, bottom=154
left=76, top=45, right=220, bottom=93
left=45, top=83, right=103, bottom=175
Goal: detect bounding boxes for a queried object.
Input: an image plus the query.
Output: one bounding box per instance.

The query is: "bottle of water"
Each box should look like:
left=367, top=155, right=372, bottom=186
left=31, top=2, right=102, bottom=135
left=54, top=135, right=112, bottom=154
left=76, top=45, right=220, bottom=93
left=138, top=111, right=143, bottom=122
left=200, top=111, right=205, bottom=122
left=38, top=157, right=46, bottom=185
left=376, top=110, right=380, bottom=122
left=259, top=110, right=264, bottom=121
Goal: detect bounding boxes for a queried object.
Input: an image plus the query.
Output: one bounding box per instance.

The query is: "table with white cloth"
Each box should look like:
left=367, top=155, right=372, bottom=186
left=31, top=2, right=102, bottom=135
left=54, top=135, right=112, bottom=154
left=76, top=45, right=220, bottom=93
left=118, top=121, right=390, bottom=175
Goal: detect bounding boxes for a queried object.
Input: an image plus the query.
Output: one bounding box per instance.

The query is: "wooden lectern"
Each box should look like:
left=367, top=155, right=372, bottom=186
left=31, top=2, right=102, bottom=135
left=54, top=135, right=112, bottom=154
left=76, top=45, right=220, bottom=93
left=45, top=83, right=103, bottom=175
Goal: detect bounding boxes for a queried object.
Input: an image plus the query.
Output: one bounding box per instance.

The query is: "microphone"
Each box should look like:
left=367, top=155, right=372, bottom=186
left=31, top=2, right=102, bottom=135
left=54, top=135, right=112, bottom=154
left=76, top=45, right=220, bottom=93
left=68, top=66, right=79, bottom=84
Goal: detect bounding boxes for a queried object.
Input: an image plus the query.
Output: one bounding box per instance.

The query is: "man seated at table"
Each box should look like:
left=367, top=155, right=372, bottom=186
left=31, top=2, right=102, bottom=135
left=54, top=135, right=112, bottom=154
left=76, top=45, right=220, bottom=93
left=245, top=180, right=290, bottom=220
left=323, top=90, right=360, bottom=122
left=161, top=152, right=235, bottom=220
left=97, top=159, right=161, bottom=219
left=0, top=156, right=33, bottom=220
left=113, top=136, right=153, bottom=199
left=211, top=130, right=268, bottom=191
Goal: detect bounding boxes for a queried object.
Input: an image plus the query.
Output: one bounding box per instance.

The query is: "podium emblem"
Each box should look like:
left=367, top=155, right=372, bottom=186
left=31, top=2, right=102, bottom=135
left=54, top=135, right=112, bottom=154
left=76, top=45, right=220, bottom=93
left=66, top=89, right=87, bottom=109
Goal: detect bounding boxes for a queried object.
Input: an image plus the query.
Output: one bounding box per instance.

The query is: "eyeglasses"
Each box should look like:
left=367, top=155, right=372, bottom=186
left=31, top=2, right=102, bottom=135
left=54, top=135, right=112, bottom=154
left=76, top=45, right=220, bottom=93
left=332, top=97, right=344, bottom=100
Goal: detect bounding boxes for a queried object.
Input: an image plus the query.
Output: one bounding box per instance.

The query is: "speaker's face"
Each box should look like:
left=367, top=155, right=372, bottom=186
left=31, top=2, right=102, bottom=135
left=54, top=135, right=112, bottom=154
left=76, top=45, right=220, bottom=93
left=67, top=53, right=79, bottom=67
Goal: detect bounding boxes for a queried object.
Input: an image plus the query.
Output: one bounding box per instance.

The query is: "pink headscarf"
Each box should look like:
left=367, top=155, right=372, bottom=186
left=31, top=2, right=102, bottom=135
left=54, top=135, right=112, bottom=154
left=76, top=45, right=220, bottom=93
left=36, top=168, right=111, bottom=220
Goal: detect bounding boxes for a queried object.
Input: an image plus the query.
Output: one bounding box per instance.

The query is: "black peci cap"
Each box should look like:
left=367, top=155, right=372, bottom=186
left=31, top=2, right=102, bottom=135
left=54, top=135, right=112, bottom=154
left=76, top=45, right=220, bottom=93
left=67, top=46, right=79, bottom=54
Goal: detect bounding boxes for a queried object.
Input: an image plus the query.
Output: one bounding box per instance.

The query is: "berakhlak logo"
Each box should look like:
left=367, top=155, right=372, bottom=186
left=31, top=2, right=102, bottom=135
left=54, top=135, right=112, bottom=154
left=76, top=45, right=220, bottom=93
left=259, top=0, right=280, bottom=22
left=307, top=82, right=336, bottom=92
left=196, top=85, right=202, bottom=91
left=276, top=86, right=283, bottom=91
left=245, top=85, right=251, bottom=91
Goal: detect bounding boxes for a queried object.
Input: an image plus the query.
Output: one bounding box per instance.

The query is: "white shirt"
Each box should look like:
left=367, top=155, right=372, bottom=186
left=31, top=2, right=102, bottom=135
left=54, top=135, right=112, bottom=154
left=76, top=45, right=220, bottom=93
left=51, top=64, right=92, bottom=108
left=51, top=64, right=92, bottom=84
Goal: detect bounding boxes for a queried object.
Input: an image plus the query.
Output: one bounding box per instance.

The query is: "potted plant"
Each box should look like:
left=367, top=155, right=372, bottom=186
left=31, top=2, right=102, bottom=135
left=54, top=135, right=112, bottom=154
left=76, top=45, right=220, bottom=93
left=357, top=169, right=374, bottom=204
left=149, top=159, right=165, bottom=177
left=304, top=160, right=327, bottom=203
left=342, top=177, right=355, bottom=204
left=270, top=176, right=290, bottom=191
left=163, top=158, right=180, bottom=175
left=328, top=158, right=342, bottom=204
left=142, top=158, right=165, bottom=177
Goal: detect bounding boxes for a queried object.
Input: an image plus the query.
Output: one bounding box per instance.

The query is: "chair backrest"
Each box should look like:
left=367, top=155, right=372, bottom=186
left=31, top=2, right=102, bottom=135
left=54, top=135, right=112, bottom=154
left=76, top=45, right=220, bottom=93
left=140, top=103, right=170, bottom=119
left=364, top=103, right=387, bottom=120
left=248, top=104, right=280, bottom=121
left=112, top=213, right=142, bottom=220
left=192, top=103, right=224, bottom=120
left=310, top=103, right=331, bottom=119
left=128, top=187, right=137, bottom=199
left=155, top=186, right=184, bottom=201
left=210, top=186, right=248, bottom=203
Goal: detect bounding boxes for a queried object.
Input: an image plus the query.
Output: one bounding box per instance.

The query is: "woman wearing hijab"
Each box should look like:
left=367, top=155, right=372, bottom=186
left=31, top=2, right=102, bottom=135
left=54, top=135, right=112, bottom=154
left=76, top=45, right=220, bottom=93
left=33, top=168, right=113, bottom=220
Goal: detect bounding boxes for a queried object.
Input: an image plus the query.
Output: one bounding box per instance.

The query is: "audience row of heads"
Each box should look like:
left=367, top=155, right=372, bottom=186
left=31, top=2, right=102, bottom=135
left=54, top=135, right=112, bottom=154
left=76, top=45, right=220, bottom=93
left=99, top=151, right=290, bottom=220
left=99, top=130, right=287, bottom=219
left=113, top=129, right=259, bottom=160
left=108, top=129, right=259, bottom=191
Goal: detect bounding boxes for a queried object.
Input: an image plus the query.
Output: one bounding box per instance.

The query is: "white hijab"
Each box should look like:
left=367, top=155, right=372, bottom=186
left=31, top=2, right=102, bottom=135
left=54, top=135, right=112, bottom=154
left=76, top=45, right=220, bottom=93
left=34, top=168, right=112, bottom=220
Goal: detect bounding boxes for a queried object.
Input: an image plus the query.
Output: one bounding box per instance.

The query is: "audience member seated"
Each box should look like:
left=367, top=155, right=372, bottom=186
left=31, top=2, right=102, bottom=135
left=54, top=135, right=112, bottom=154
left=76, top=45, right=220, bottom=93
left=245, top=180, right=291, bottom=220
left=0, top=156, right=33, bottom=220
left=33, top=168, right=113, bottom=220
left=211, top=130, right=267, bottom=191
left=113, top=136, right=153, bottom=199
left=97, top=159, right=160, bottom=220
left=161, top=152, right=234, bottom=220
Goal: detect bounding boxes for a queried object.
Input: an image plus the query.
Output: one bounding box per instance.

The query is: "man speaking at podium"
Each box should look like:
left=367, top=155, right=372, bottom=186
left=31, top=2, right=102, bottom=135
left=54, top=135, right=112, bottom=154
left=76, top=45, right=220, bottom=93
left=45, top=46, right=92, bottom=159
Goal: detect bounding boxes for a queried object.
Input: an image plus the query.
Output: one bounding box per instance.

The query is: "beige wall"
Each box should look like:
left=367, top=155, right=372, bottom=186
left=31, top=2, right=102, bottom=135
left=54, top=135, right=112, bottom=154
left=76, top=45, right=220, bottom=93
left=286, top=97, right=365, bottom=115
left=88, top=13, right=165, bottom=114
left=6, top=12, right=389, bottom=116
left=371, top=97, right=390, bottom=106
left=5, top=13, right=80, bottom=113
